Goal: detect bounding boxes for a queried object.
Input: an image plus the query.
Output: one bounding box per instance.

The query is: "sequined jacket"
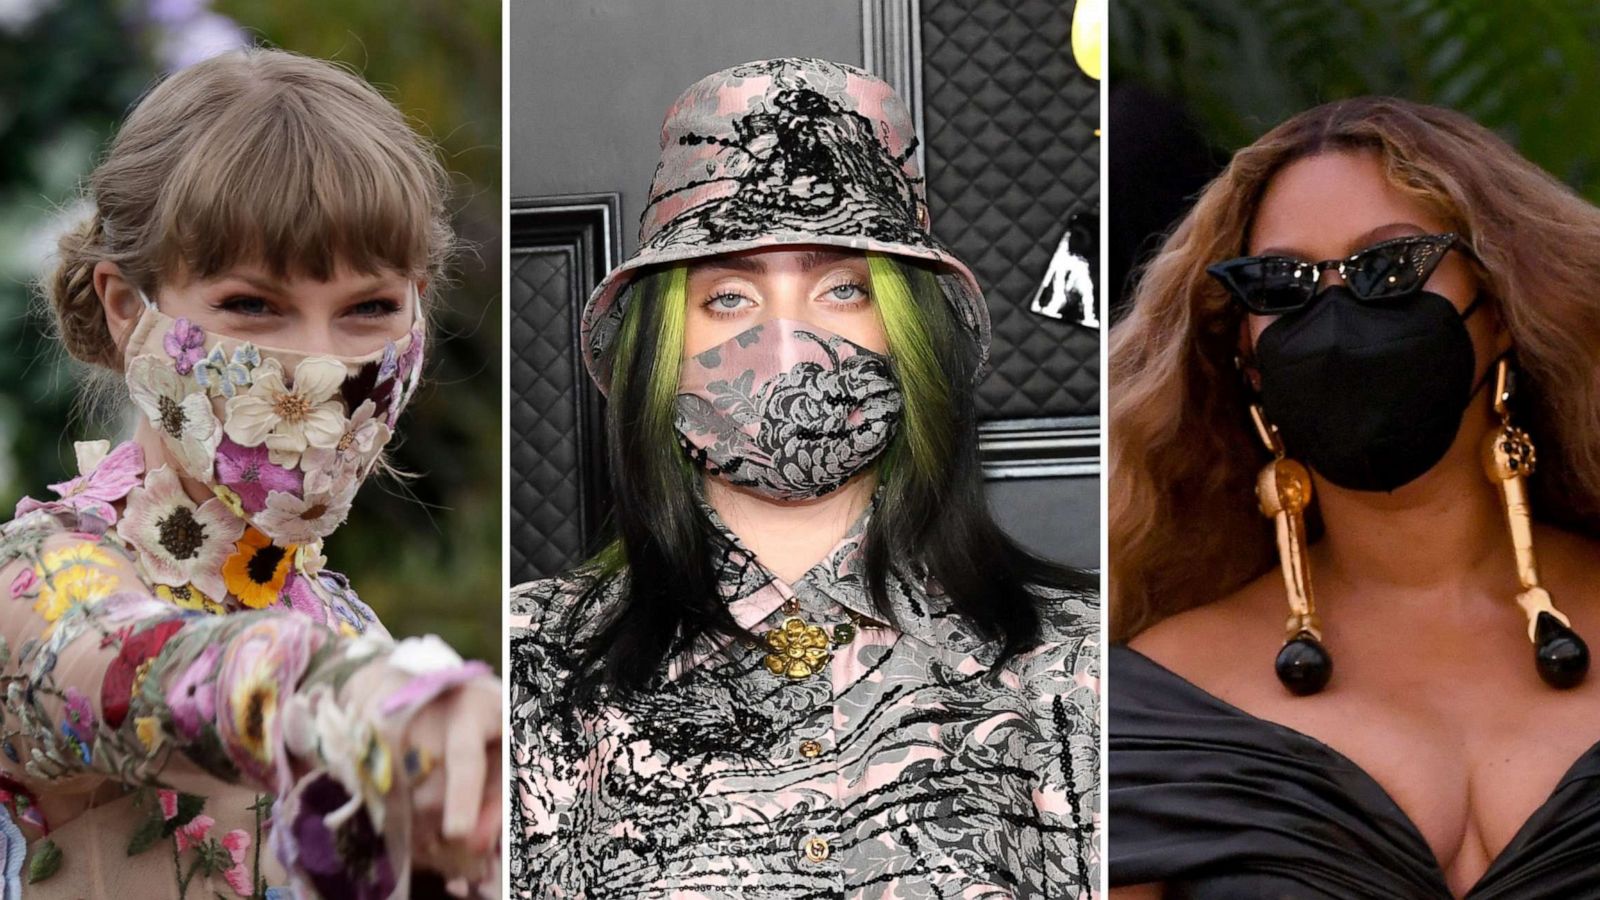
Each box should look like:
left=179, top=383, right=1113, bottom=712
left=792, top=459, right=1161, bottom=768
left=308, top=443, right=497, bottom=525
left=509, top=508, right=1100, bottom=898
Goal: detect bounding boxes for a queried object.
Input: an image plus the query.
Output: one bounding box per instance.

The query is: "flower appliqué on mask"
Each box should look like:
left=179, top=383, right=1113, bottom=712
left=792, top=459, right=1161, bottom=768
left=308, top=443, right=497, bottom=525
left=163, top=317, right=206, bottom=375
left=123, top=308, right=423, bottom=556
left=128, top=356, right=223, bottom=481
left=224, top=357, right=349, bottom=468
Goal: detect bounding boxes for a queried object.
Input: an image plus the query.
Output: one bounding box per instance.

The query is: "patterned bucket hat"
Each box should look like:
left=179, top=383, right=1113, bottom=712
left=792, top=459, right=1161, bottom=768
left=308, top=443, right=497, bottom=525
left=581, top=57, right=992, bottom=392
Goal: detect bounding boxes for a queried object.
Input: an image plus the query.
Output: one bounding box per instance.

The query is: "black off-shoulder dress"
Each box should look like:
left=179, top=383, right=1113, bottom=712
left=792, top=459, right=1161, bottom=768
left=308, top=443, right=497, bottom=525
left=1107, top=644, right=1600, bottom=899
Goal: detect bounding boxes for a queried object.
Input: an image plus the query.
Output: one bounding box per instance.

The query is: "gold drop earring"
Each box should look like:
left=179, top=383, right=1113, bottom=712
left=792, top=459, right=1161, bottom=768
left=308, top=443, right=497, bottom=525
left=1250, top=402, right=1333, bottom=695
left=1481, top=357, right=1589, bottom=688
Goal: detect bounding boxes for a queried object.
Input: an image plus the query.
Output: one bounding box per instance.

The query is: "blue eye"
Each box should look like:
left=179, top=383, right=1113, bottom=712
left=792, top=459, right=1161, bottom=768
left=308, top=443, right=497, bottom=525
left=219, top=295, right=272, bottom=316
left=349, top=298, right=402, bottom=318
left=827, top=283, right=867, bottom=302
left=705, top=293, right=752, bottom=315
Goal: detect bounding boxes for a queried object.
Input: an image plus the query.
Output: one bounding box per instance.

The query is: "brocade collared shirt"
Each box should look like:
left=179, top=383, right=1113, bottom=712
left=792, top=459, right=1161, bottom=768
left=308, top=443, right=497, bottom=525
left=509, top=508, right=1099, bottom=898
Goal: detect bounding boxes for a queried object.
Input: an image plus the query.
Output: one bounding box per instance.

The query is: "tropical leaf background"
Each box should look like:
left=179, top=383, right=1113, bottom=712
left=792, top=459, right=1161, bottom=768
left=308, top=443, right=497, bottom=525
left=1111, top=0, right=1600, bottom=197
left=0, top=0, right=501, bottom=666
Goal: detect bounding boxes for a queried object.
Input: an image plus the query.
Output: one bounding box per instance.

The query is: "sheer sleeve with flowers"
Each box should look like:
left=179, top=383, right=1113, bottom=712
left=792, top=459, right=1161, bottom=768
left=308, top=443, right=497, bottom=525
left=0, top=440, right=493, bottom=899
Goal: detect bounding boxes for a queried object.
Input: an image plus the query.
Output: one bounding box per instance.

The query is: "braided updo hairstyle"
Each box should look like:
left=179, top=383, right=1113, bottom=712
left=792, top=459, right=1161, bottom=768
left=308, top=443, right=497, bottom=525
left=47, top=47, right=454, bottom=371
left=52, top=218, right=122, bottom=369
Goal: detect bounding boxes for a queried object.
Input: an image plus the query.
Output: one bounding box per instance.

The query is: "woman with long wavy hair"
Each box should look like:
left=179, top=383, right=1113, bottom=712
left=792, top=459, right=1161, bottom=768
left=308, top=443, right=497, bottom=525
left=1108, top=97, right=1600, bottom=897
left=509, top=57, right=1099, bottom=898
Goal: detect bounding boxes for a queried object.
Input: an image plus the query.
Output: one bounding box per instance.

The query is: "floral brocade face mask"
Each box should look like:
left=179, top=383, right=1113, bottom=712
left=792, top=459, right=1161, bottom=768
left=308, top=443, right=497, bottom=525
left=674, top=319, right=903, bottom=501
left=123, top=290, right=425, bottom=545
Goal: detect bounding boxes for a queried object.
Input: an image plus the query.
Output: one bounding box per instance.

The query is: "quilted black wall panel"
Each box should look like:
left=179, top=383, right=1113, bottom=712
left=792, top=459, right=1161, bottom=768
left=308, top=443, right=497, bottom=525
left=508, top=196, right=618, bottom=586
left=921, top=0, right=1101, bottom=420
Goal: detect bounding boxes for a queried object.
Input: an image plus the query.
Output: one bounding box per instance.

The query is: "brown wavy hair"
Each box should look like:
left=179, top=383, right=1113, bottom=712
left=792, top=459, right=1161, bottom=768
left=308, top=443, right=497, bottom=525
left=1109, top=96, right=1600, bottom=642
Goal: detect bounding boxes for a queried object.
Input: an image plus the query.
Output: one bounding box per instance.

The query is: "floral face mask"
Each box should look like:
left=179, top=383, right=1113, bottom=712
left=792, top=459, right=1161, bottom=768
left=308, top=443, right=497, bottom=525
left=674, top=319, right=903, bottom=501
left=123, top=289, right=425, bottom=545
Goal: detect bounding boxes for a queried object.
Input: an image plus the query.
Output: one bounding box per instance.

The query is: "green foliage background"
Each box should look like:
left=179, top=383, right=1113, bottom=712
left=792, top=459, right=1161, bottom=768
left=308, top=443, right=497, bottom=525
left=1110, top=0, right=1600, bottom=199
left=0, top=0, right=502, bottom=667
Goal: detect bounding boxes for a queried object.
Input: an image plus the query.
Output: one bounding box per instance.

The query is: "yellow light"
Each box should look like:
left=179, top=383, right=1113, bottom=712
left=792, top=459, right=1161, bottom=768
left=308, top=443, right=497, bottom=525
left=1072, top=0, right=1104, bottom=81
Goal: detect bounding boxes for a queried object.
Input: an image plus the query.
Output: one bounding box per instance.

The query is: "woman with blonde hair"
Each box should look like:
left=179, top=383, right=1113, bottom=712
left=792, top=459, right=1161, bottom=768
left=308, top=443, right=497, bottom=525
left=1108, top=97, right=1600, bottom=897
left=1, top=49, right=500, bottom=898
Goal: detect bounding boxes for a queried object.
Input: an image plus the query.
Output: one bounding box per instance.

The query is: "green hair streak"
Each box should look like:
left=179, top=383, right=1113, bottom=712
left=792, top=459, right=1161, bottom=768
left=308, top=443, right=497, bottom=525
left=868, top=253, right=955, bottom=484
left=588, top=265, right=691, bottom=579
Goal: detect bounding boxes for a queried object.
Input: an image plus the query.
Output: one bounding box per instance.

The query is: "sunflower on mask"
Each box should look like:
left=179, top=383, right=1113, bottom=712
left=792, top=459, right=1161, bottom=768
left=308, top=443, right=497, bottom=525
left=223, top=528, right=296, bottom=609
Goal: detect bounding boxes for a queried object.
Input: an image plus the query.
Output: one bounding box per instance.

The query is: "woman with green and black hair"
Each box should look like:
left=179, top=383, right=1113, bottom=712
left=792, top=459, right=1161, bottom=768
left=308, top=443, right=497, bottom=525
left=509, top=58, right=1099, bottom=899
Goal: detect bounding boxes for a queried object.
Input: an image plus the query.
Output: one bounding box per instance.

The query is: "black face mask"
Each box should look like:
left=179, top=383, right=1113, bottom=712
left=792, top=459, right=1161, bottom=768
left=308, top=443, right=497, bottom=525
left=1255, top=286, right=1484, bottom=492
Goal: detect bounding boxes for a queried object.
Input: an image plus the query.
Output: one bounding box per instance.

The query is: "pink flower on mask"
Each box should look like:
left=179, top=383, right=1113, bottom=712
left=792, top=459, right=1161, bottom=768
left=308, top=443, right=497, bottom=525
left=215, top=438, right=303, bottom=513
left=164, top=318, right=207, bottom=375
left=397, top=326, right=424, bottom=381
left=387, top=326, right=426, bottom=428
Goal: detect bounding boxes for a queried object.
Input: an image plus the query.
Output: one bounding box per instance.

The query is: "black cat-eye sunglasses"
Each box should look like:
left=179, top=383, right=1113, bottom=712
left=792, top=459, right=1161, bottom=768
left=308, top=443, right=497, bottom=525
left=1207, top=232, right=1467, bottom=315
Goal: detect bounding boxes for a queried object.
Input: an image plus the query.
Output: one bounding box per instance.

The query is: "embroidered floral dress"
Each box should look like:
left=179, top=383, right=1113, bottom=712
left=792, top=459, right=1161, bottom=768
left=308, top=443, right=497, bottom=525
left=0, top=314, right=491, bottom=897
left=509, top=508, right=1100, bottom=898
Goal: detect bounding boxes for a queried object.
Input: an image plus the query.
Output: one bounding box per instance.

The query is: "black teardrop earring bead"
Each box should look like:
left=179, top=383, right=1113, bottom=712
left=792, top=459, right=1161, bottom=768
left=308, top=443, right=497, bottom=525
left=1534, top=610, right=1590, bottom=690
left=1249, top=403, right=1332, bottom=696
left=1275, top=630, right=1334, bottom=696
left=1482, top=358, right=1589, bottom=690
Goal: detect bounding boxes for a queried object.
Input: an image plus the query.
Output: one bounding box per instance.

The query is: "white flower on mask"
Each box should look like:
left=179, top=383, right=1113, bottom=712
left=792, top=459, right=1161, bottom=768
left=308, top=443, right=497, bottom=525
left=301, top=400, right=391, bottom=496
left=127, top=355, right=222, bottom=480
left=253, top=479, right=356, bottom=545
left=117, top=466, right=244, bottom=600
left=193, top=344, right=260, bottom=398
left=223, top=357, right=347, bottom=467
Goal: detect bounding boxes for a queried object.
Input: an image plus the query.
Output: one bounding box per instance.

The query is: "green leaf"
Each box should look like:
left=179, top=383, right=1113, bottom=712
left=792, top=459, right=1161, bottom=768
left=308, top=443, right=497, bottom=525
left=163, top=792, right=206, bottom=834
left=26, top=839, right=61, bottom=883
left=1112, top=0, right=1600, bottom=188
left=125, top=813, right=163, bottom=856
